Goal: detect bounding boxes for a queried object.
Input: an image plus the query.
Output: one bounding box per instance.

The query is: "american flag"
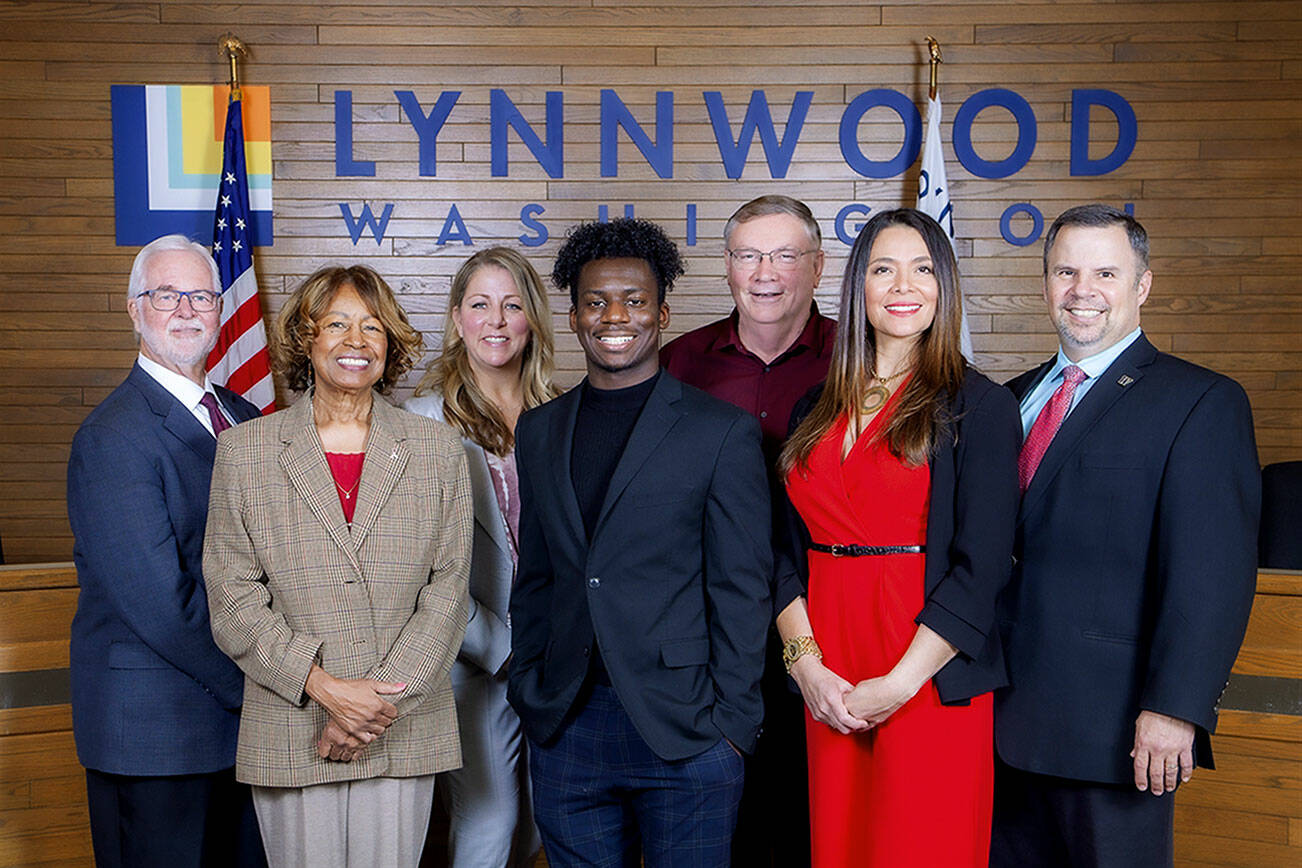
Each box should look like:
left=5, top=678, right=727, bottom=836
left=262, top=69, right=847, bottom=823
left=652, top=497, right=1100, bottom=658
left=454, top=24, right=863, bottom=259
left=207, top=93, right=275, bottom=413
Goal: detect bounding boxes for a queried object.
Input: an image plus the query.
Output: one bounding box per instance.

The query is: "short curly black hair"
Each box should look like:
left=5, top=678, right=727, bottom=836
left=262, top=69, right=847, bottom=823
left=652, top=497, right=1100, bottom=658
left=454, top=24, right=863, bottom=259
left=552, top=217, right=685, bottom=306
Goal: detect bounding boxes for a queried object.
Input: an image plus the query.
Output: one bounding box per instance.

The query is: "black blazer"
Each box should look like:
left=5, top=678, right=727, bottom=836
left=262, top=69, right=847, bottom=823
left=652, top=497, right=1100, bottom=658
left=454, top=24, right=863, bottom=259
left=67, top=363, right=260, bottom=775
left=507, top=372, right=773, bottom=761
left=997, top=334, right=1260, bottom=785
left=775, top=368, right=1022, bottom=704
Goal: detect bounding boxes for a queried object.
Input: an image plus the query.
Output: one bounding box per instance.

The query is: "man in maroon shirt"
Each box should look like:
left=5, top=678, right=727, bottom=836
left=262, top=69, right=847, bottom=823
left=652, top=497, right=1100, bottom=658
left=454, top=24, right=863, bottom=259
left=661, top=195, right=836, bottom=867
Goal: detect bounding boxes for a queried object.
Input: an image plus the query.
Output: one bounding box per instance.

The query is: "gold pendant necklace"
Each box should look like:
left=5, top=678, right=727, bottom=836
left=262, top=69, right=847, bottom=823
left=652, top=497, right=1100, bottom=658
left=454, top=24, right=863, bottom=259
left=861, top=368, right=908, bottom=413
left=862, top=385, right=890, bottom=412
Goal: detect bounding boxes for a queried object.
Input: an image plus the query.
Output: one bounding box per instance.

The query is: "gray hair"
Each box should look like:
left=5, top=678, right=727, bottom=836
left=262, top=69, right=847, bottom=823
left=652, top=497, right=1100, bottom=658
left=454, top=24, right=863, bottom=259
left=723, top=195, right=822, bottom=249
left=1043, top=204, right=1149, bottom=276
left=127, top=234, right=221, bottom=304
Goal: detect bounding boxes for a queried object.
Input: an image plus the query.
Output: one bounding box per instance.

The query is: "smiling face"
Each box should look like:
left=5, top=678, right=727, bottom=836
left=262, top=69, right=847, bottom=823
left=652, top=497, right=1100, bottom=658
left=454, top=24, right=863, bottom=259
left=569, top=257, right=669, bottom=389
left=862, top=225, right=939, bottom=354
left=1044, top=224, right=1151, bottom=361
left=309, top=283, right=388, bottom=398
left=127, top=249, right=221, bottom=381
left=452, top=264, right=532, bottom=378
left=725, top=212, right=824, bottom=333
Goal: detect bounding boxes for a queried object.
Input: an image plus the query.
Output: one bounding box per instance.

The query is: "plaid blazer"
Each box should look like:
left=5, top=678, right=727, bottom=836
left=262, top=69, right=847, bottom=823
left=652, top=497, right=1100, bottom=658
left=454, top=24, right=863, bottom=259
left=204, top=393, right=472, bottom=788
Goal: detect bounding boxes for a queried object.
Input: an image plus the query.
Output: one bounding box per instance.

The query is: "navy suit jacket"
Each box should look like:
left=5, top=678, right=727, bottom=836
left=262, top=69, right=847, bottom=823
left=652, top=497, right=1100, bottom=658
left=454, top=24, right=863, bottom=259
left=776, top=369, right=1022, bottom=703
left=507, top=372, right=773, bottom=761
left=67, top=363, right=261, bottom=776
left=996, top=335, right=1260, bottom=785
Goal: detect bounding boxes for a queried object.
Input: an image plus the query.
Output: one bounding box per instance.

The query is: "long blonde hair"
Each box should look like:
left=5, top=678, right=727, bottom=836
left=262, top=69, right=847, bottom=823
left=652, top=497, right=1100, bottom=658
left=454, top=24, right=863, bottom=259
left=414, top=247, right=560, bottom=454
left=779, top=209, right=966, bottom=475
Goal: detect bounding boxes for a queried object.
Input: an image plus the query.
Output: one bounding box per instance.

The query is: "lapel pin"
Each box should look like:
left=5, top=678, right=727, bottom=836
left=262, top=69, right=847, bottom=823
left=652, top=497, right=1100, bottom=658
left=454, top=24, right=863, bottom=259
left=1117, top=375, right=1134, bottom=387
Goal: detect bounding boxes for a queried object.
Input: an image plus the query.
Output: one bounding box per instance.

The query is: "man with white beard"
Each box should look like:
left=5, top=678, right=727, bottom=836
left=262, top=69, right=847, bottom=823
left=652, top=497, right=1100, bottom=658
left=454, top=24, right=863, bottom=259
left=66, top=235, right=266, bottom=867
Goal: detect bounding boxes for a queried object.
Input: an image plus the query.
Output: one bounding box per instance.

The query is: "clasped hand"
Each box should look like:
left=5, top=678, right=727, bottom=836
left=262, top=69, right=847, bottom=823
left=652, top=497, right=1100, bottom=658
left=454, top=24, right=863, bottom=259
left=305, top=665, right=406, bottom=762
left=790, top=658, right=916, bottom=734
left=843, top=674, right=913, bottom=727
left=790, top=655, right=868, bottom=734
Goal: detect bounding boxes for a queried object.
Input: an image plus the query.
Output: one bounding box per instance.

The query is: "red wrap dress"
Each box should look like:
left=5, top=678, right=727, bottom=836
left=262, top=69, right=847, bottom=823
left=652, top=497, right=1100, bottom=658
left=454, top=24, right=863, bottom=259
left=784, top=397, right=994, bottom=868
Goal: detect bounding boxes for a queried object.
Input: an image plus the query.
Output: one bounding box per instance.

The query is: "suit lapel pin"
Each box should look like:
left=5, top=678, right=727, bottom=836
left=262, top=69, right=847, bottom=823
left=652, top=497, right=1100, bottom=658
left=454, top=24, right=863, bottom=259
left=1117, top=374, right=1134, bottom=387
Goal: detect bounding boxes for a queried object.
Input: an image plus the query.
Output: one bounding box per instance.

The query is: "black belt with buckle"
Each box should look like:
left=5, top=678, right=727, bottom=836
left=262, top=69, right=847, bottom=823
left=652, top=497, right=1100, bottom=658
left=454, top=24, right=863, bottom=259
left=808, top=543, right=925, bottom=557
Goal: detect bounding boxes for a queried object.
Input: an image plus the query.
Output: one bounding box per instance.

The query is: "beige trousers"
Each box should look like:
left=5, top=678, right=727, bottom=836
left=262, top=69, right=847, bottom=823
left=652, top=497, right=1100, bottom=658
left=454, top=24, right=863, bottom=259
left=251, top=775, right=436, bottom=868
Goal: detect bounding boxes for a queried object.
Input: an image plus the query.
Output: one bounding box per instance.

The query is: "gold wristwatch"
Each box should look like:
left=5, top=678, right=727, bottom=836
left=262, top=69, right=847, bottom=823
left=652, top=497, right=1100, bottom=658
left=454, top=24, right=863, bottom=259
left=782, top=635, right=822, bottom=673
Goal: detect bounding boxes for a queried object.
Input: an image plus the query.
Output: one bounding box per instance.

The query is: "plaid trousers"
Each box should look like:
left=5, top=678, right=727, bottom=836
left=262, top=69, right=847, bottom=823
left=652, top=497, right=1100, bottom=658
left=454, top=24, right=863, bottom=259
left=529, top=683, right=744, bottom=868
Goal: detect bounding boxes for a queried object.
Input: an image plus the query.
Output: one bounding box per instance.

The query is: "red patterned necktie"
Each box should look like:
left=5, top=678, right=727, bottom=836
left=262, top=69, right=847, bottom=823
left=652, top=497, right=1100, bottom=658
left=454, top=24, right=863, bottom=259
left=199, top=392, right=232, bottom=436
left=1018, top=365, right=1087, bottom=493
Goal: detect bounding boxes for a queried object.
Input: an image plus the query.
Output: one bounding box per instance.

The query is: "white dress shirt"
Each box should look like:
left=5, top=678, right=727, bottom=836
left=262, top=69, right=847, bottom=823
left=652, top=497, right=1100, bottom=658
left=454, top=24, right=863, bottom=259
left=136, top=353, right=232, bottom=437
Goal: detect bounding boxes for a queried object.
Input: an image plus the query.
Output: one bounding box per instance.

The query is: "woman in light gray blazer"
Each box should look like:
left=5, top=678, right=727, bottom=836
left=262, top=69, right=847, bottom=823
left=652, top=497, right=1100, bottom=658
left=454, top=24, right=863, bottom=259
left=405, top=247, right=559, bottom=868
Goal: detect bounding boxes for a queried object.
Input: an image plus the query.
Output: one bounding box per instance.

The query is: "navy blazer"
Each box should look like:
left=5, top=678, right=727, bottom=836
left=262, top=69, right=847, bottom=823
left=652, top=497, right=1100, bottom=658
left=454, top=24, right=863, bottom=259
left=775, top=368, right=1022, bottom=703
left=507, top=372, right=773, bottom=761
left=67, top=363, right=260, bottom=776
left=996, top=335, right=1260, bottom=785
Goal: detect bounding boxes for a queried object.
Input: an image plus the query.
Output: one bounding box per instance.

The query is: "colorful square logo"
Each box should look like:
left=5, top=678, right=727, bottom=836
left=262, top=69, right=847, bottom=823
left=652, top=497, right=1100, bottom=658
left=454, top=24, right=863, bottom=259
left=111, top=84, right=273, bottom=246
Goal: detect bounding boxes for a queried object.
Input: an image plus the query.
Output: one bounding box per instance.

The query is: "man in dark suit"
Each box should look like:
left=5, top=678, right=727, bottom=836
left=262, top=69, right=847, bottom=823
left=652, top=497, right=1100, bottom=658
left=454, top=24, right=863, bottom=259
left=508, top=218, right=773, bottom=866
left=67, top=235, right=266, bottom=867
left=992, top=205, right=1260, bottom=867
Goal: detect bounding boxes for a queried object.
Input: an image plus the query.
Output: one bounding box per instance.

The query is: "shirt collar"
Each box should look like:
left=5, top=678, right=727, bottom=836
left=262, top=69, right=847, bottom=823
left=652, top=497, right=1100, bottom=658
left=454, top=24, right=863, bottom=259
left=136, top=352, right=215, bottom=412
left=1048, top=327, right=1143, bottom=384
left=713, top=301, right=829, bottom=359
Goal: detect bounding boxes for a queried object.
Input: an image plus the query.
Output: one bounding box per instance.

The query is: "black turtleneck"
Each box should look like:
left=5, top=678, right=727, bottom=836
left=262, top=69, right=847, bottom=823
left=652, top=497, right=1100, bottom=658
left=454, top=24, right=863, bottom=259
left=570, top=372, right=659, bottom=539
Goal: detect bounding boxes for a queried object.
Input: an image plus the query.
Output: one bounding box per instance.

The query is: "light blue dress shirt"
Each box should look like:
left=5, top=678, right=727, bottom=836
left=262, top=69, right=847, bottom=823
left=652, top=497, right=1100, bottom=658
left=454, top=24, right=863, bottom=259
left=1018, top=328, right=1143, bottom=440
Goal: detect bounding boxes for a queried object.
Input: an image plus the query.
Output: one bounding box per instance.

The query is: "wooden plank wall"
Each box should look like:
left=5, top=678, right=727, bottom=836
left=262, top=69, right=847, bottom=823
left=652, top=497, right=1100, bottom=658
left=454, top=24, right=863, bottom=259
left=1174, top=570, right=1302, bottom=867
left=0, top=564, right=89, bottom=868
left=0, top=4, right=1298, bottom=558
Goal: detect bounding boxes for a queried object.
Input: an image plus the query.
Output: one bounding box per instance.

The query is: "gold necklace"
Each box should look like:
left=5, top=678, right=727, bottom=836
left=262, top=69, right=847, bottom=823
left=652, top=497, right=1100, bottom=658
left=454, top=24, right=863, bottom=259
left=861, top=369, right=909, bottom=413
left=334, top=478, right=360, bottom=502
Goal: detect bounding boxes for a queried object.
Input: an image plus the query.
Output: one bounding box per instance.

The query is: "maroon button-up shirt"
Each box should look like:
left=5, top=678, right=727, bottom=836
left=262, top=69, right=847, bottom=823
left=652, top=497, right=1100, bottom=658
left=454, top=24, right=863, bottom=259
left=661, top=305, right=837, bottom=469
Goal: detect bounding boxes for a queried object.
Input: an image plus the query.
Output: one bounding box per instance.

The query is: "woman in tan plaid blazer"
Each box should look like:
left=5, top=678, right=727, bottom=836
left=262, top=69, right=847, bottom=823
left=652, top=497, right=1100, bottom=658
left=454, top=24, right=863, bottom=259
left=204, top=265, right=472, bottom=868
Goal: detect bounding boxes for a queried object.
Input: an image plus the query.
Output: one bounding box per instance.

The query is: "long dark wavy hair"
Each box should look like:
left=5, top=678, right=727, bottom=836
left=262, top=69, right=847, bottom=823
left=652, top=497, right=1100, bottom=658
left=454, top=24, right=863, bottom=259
left=780, top=208, right=966, bottom=473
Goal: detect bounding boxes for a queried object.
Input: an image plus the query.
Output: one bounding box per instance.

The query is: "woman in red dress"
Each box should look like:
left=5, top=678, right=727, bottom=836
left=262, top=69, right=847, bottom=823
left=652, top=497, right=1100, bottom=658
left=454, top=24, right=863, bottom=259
left=775, top=209, right=1021, bottom=867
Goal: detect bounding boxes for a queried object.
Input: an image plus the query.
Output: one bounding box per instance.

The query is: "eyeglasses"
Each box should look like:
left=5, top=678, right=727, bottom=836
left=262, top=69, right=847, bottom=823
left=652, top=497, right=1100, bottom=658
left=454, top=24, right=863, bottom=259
left=726, top=248, right=818, bottom=271
left=135, top=289, right=220, bottom=312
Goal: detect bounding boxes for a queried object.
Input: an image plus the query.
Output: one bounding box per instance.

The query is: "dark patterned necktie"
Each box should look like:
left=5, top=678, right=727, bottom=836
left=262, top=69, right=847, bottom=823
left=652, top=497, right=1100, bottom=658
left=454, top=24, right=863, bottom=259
left=199, top=392, right=232, bottom=436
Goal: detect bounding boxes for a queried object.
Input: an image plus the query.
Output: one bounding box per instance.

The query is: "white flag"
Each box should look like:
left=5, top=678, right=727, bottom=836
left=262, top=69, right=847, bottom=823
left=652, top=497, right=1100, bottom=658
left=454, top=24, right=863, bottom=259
left=917, top=95, right=973, bottom=361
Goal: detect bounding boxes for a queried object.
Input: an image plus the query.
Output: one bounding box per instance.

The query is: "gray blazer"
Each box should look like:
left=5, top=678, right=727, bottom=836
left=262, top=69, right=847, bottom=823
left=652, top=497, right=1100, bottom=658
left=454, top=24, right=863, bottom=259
left=403, top=394, right=513, bottom=677
left=204, top=393, right=472, bottom=788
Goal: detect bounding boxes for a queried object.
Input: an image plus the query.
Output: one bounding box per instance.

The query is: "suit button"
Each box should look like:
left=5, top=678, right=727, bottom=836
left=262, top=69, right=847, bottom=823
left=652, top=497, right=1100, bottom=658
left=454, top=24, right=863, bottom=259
left=588, top=577, right=600, bottom=588
left=582, top=646, right=590, bottom=657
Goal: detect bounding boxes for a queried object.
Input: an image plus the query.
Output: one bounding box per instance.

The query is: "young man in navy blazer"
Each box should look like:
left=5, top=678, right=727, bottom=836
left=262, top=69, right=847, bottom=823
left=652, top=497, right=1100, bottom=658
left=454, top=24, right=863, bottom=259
left=991, top=205, right=1260, bottom=867
left=508, top=218, right=773, bottom=866
left=67, top=235, right=265, bottom=867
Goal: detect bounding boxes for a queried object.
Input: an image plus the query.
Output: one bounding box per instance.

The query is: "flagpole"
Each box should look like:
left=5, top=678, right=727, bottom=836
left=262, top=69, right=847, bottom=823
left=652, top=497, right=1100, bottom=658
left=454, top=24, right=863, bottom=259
left=926, top=36, right=942, bottom=101
left=209, top=33, right=276, bottom=413
left=218, top=33, right=247, bottom=101
left=918, top=36, right=972, bottom=360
